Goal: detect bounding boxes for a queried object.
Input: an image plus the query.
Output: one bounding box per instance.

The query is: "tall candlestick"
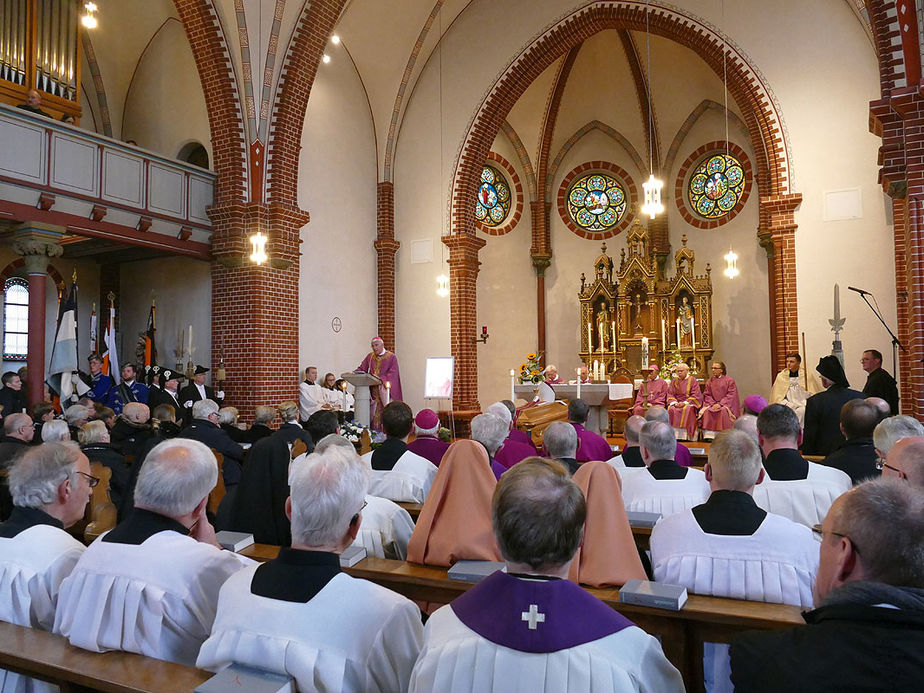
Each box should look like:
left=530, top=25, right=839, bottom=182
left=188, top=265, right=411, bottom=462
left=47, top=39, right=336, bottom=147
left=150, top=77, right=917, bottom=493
left=661, top=319, right=666, bottom=352
left=510, top=369, right=515, bottom=401
left=611, top=321, right=616, bottom=357
left=187, top=324, right=193, bottom=354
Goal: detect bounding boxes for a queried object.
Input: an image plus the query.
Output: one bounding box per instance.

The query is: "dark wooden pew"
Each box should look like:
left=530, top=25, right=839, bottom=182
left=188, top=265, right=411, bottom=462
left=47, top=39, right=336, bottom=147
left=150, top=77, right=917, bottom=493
left=0, top=620, right=210, bottom=692
left=395, top=501, right=422, bottom=520
left=237, top=546, right=804, bottom=693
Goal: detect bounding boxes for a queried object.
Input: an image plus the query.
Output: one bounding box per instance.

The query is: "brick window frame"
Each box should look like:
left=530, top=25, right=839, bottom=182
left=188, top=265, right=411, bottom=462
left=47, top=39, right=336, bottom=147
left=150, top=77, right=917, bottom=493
left=675, top=141, right=753, bottom=229
left=556, top=161, right=638, bottom=240
left=475, top=151, right=524, bottom=236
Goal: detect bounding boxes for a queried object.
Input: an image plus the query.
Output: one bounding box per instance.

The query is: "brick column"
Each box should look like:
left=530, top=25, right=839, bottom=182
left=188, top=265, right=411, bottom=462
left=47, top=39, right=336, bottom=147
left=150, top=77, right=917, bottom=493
left=12, top=224, right=64, bottom=408
left=444, top=233, right=486, bottom=410
left=209, top=201, right=308, bottom=422
left=375, top=182, right=399, bottom=349
left=757, top=194, right=803, bottom=378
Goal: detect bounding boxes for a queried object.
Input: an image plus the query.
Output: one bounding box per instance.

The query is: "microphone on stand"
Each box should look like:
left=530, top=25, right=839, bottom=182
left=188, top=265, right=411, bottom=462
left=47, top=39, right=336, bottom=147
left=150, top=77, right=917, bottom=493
left=847, top=286, right=871, bottom=295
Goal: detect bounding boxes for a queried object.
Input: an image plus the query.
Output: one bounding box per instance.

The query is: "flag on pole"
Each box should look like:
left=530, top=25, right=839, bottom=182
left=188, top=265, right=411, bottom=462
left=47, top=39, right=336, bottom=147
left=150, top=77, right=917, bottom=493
left=143, top=301, right=157, bottom=369
left=46, top=283, right=91, bottom=403
left=89, top=302, right=98, bottom=354
left=102, top=297, right=120, bottom=385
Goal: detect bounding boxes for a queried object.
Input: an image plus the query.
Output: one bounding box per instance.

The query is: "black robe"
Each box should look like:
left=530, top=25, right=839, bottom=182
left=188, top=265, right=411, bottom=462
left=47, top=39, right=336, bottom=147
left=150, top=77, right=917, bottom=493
left=229, top=434, right=292, bottom=546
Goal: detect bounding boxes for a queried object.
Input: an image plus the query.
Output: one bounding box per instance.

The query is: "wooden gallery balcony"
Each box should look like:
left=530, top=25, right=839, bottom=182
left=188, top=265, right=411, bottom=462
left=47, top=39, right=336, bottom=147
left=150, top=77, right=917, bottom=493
left=0, top=104, right=214, bottom=261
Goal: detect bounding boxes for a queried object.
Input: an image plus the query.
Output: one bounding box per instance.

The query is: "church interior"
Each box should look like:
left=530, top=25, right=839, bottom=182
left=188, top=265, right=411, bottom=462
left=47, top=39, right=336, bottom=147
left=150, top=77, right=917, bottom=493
left=0, top=0, right=916, bottom=420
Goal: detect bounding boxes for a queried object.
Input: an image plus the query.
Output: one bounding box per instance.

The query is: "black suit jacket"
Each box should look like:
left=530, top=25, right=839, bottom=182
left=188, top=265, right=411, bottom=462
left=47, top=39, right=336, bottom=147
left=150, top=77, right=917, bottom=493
left=272, top=422, right=314, bottom=451
left=177, top=383, right=223, bottom=424
left=147, top=387, right=183, bottom=418
left=177, top=420, right=245, bottom=485
left=229, top=435, right=292, bottom=546
left=0, top=387, right=26, bottom=418
left=821, top=437, right=880, bottom=485
left=862, top=368, right=899, bottom=415
left=802, top=386, right=865, bottom=456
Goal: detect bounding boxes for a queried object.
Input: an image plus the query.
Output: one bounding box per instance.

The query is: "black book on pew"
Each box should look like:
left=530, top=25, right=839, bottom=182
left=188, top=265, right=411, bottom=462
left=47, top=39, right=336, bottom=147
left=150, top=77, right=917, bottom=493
left=619, top=579, right=688, bottom=611
left=195, top=664, right=294, bottom=692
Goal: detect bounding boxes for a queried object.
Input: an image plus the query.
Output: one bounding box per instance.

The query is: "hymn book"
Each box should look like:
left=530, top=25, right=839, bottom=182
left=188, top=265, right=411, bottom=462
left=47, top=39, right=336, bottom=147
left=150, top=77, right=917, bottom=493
left=619, top=579, right=688, bottom=611
left=195, top=664, right=294, bottom=692
left=215, top=531, right=255, bottom=552
left=340, top=545, right=367, bottom=567
left=448, top=560, right=507, bottom=582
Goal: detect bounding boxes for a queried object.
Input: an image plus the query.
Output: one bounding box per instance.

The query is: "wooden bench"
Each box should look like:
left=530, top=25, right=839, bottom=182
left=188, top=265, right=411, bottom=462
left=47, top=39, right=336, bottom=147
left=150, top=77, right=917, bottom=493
left=395, top=501, right=422, bottom=520
left=236, top=547, right=803, bottom=693
left=0, top=620, right=210, bottom=692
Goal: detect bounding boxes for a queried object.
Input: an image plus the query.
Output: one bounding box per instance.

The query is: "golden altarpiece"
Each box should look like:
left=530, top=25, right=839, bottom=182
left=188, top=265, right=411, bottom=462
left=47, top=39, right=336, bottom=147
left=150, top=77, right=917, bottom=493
left=578, top=222, right=715, bottom=377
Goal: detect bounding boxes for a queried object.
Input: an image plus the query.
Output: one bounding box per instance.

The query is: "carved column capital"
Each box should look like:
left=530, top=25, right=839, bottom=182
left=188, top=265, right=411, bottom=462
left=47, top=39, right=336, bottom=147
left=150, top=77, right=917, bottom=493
left=11, top=225, right=65, bottom=274
left=531, top=253, right=552, bottom=277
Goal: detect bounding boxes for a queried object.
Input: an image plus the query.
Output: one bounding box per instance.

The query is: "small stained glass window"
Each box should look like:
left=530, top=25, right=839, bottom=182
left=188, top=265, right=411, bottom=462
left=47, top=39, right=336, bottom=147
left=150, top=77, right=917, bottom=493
left=475, top=165, right=511, bottom=227
left=3, top=277, right=28, bottom=361
left=688, top=153, right=746, bottom=219
left=567, top=173, right=627, bottom=232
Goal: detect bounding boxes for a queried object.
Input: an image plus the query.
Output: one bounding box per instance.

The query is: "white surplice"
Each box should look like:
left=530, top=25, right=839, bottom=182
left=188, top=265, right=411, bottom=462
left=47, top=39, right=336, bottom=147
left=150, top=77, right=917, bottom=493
left=353, top=494, right=415, bottom=560
left=751, top=463, right=851, bottom=527
left=298, top=381, right=327, bottom=421
left=197, top=568, right=423, bottom=693
left=408, top=604, right=683, bottom=693
left=362, top=450, right=438, bottom=503
left=620, top=468, right=710, bottom=517
left=0, top=524, right=85, bottom=693
left=53, top=530, right=253, bottom=666
left=650, top=509, right=818, bottom=693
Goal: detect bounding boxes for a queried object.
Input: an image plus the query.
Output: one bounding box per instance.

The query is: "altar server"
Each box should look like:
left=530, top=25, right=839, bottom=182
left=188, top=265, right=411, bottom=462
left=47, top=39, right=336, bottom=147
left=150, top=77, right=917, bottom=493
left=699, top=361, right=739, bottom=439
left=408, top=457, right=683, bottom=693
left=406, top=439, right=501, bottom=567
left=0, top=443, right=90, bottom=693
left=198, top=445, right=423, bottom=692
left=651, top=429, right=818, bottom=692
left=53, top=438, right=253, bottom=665
left=362, top=401, right=436, bottom=502
left=621, top=420, right=710, bottom=516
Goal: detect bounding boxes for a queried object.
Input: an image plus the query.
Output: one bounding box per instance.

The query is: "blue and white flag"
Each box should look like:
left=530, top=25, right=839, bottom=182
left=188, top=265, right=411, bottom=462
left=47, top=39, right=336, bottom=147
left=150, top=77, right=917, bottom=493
left=47, top=283, right=90, bottom=402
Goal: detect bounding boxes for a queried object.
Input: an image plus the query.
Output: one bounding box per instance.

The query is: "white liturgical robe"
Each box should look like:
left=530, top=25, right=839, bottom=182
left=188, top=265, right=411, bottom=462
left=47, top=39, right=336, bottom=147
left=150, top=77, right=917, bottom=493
left=751, top=463, right=851, bottom=528
left=298, top=381, right=328, bottom=421
left=0, top=524, right=85, bottom=693
left=409, top=599, right=683, bottom=693
left=53, top=530, right=253, bottom=666
left=363, top=450, right=437, bottom=503
left=620, top=468, right=710, bottom=517
left=197, top=568, right=423, bottom=693
left=353, top=494, right=415, bottom=560
left=651, top=508, right=818, bottom=693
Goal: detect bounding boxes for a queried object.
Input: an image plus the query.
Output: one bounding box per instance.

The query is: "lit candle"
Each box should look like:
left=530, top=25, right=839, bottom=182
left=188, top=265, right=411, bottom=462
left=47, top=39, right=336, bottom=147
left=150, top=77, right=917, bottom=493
left=691, top=316, right=696, bottom=350
left=676, top=317, right=681, bottom=347
left=576, top=368, right=582, bottom=399
left=641, top=337, right=649, bottom=370
left=593, top=360, right=599, bottom=381
left=611, top=320, right=616, bottom=356
left=385, top=381, right=391, bottom=405
left=661, top=319, right=666, bottom=352
left=510, top=368, right=515, bottom=401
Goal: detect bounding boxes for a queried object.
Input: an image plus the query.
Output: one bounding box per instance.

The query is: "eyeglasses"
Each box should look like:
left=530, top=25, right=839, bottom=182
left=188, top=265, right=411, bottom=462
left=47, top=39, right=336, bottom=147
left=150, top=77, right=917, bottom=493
left=812, top=526, right=861, bottom=555
left=350, top=499, right=368, bottom=525
left=876, top=458, right=903, bottom=474
left=74, top=471, right=100, bottom=488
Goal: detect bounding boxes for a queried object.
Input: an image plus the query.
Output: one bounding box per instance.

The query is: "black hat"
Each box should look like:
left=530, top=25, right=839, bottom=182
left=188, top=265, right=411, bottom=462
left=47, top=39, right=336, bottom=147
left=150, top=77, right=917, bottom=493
left=816, top=355, right=849, bottom=388
left=194, top=365, right=210, bottom=375
left=159, top=368, right=185, bottom=386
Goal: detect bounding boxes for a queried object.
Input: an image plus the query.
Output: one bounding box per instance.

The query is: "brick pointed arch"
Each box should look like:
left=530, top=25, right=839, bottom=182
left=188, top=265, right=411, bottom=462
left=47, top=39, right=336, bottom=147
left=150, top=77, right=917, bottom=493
left=447, top=1, right=798, bottom=409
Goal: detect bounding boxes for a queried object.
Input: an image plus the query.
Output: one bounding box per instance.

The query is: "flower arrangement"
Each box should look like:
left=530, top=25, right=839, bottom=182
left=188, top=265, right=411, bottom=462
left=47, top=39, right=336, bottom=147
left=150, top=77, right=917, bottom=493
left=341, top=420, right=372, bottom=447
left=661, top=350, right=689, bottom=381
left=518, top=351, right=545, bottom=384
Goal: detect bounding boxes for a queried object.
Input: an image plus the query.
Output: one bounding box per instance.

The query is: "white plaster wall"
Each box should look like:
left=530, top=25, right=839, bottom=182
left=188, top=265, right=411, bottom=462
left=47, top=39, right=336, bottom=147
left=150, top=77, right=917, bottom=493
left=119, top=257, right=211, bottom=382
left=298, top=44, right=377, bottom=386
left=121, top=19, right=212, bottom=161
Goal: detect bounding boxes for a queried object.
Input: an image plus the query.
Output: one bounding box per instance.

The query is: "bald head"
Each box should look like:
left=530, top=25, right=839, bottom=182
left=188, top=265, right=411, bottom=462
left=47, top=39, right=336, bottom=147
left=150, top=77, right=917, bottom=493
left=885, top=436, right=924, bottom=488
left=123, top=402, right=150, bottom=425
left=644, top=406, right=669, bottom=424
left=4, top=412, right=33, bottom=441
left=865, top=397, right=891, bottom=420
left=624, top=415, right=645, bottom=446
left=639, top=420, right=675, bottom=463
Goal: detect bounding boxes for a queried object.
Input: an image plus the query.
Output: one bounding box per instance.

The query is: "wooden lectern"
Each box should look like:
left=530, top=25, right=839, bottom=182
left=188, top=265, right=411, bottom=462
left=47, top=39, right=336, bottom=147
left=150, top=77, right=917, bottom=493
left=342, top=372, right=381, bottom=428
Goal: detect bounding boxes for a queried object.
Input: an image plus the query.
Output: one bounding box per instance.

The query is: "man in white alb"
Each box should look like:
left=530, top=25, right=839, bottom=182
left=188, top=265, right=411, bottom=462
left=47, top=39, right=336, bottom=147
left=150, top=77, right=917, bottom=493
left=362, top=402, right=436, bottom=503
left=53, top=438, right=253, bottom=665
left=198, top=444, right=423, bottom=692
left=409, top=457, right=683, bottom=692
left=769, top=353, right=822, bottom=425
left=298, top=365, right=332, bottom=423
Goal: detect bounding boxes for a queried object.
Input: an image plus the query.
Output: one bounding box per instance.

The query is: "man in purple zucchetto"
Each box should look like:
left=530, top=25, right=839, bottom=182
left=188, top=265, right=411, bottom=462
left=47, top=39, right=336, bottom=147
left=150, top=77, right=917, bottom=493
left=407, top=458, right=683, bottom=692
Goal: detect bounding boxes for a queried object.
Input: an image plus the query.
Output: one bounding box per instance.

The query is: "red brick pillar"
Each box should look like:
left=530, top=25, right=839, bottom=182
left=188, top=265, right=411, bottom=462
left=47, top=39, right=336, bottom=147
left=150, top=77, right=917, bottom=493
left=758, top=194, right=802, bottom=377
left=444, top=233, right=486, bottom=410
left=11, top=225, right=64, bottom=409
left=375, top=182, right=399, bottom=350
left=209, top=201, right=308, bottom=422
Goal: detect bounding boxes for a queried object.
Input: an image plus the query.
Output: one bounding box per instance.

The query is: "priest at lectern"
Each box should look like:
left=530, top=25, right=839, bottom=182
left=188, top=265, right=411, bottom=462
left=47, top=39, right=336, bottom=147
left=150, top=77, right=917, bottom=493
left=357, top=337, right=403, bottom=430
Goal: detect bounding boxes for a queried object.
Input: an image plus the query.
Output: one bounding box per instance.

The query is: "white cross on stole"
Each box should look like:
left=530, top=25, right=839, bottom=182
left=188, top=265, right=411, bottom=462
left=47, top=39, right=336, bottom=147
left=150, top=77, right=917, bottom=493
left=521, top=604, right=546, bottom=630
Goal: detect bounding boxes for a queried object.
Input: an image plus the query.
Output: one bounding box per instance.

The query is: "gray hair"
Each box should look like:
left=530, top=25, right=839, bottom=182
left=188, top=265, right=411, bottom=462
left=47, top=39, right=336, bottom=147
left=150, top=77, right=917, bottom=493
left=544, top=421, right=577, bottom=459
left=832, top=478, right=924, bottom=588
left=63, top=404, right=90, bottom=426
left=192, top=398, right=219, bottom=420
left=41, top=419, right=71, bottom=442
left=278, top=400, right=299, bottom=423
left=757, top=403, right=801, bottom=441
left=470, top=413, right=508, bottom=456
left=78, top=420, right=108, bottom=445
left=625, top=415, right=645, bottom=444
left=314, top=433, right=355, bottom=454
left=10, top=442, right=83, bottom=508
left=873, top=415, right=924, bottom=455
left=486, top=402, right=512, bottom=427
left=133, top=438, right=217, bottom=517
left=644, top=405, right=670, bottom=424
left=640, top=420, right=675, bottom=461
left=217, top=406, right=239, bottom=426
left=733, top=414, right=760, bottom=444
left=708, top=429, right=762, bottom=490
left=4, top=413, right=31, bottom=436
left=290, top=446, right=370, bottom=548
left=253, top=405, right=276, bottom=425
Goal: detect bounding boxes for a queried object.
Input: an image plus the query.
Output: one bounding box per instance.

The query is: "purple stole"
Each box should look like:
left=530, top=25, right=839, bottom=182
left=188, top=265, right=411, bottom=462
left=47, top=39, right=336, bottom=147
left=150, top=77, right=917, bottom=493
left=451, top=571, right=633, bottom=653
